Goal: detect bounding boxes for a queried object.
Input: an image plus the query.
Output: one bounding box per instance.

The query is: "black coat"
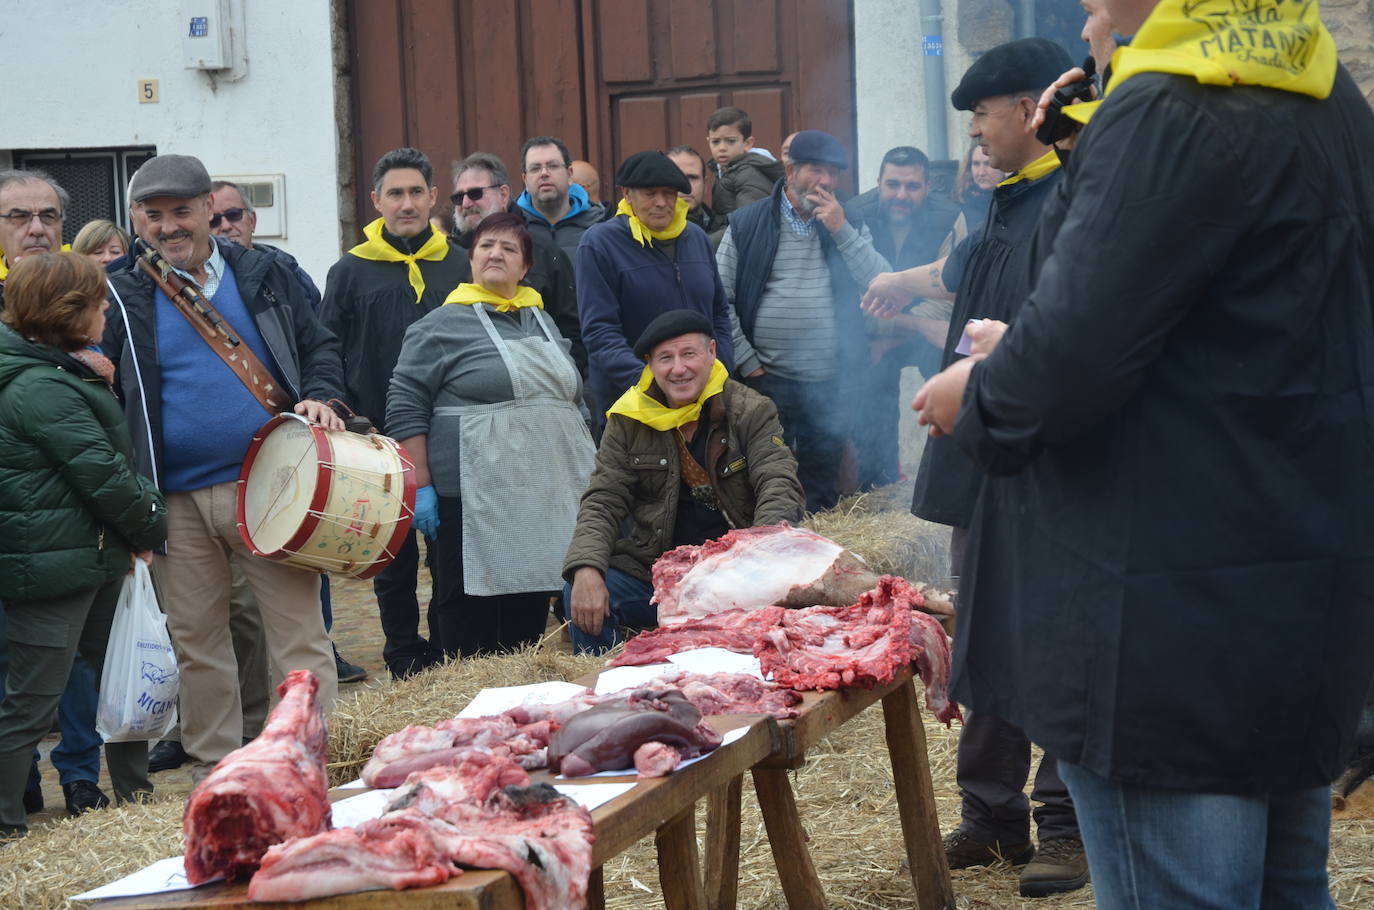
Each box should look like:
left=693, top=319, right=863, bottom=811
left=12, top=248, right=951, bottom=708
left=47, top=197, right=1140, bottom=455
left=911, top=168, right=1062, bottom=528
left=951, top=68, right=1374, bottom=793
left=319, top=233, right=471, bottom=435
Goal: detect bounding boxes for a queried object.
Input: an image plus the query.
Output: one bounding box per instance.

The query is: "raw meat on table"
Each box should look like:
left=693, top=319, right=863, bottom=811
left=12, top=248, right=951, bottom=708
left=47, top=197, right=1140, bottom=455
left=361, top=713, right=554, bottom=787
left=653, top=525, right=883, bottom=622
left=250, top=779, right=596, bottom=910
left=183, top=669, right=331, bottom=884
left=549, top=688, right=723, bottom=777
left=607, top=607, right=786, bottom=667
left=655, top=670, right=804, bottom=719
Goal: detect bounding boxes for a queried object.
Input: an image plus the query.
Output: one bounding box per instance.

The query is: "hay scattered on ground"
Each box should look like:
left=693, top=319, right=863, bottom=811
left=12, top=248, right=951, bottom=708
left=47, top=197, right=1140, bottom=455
left=803, top=492, right=950, bottom=585
left=7, top=482, right=1374, bottom=908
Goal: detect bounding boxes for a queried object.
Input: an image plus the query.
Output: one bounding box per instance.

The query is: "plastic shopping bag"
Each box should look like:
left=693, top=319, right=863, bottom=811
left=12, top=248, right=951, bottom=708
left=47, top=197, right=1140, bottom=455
left=97, top=560, right=179, bottom=743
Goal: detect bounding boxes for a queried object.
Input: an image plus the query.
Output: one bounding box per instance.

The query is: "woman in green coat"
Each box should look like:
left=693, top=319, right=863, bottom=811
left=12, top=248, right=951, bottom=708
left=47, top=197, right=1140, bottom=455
left=0, top=252, right=167, bottom=837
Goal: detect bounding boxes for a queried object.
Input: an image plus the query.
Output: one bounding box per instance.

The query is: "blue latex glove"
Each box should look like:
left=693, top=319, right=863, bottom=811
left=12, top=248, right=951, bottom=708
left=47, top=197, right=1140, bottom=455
left=413, top=485, right=440, bottom=538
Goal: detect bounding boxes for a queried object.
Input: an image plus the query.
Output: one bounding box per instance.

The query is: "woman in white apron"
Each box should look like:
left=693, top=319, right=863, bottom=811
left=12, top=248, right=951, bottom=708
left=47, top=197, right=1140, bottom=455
left=386, top=213, right=594, bottom=657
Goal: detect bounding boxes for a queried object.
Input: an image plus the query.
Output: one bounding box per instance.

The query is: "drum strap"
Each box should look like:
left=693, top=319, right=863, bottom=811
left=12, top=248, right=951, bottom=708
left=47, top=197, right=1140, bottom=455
left=137, top=254, right=295, bottom=416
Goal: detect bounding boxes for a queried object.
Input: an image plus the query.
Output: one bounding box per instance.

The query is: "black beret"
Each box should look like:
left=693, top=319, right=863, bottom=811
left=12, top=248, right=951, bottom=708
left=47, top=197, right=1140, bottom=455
left=787, top=130, right=848, bottom=169
left=950, top=38, right=1075, bottom=111
left=129, top=154, right=213, bottom=202
left=633, top=309, right=715, bottom=359
left=615, top=151, right=691, bottom=195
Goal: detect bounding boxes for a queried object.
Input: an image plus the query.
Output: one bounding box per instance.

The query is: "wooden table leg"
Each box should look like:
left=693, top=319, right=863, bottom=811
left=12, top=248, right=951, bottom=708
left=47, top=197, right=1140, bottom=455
left=703, top=775, right=743, bottom=910
left=656, top=805, right=708, bottom=910
left=751, top=766, right=827, bottom=910
left=587, top=866, right=606, bottom=910
left=882, top=677, right=956, bottom=910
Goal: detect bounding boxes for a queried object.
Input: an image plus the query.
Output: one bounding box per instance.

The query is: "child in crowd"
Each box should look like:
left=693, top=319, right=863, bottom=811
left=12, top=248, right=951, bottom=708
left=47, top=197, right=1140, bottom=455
left=705, top=106, right=785, bottom=216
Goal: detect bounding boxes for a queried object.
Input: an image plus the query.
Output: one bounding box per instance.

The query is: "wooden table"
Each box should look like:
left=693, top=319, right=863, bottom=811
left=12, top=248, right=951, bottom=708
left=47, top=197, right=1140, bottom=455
left=706, top=664, right=956, bottom=910
left=87, top=714, right=778, bottom=910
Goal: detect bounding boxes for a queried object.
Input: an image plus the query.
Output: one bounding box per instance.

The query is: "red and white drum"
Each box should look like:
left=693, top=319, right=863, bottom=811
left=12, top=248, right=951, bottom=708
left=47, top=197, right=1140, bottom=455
left=236, top=413, right=415, bottom=580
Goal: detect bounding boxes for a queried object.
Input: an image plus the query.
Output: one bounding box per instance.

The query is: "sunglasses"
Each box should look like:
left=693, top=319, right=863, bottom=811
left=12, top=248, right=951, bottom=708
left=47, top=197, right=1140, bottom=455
left=450, top=185, right=501, bottom=205
left=209, top=208, right=247, bottom=229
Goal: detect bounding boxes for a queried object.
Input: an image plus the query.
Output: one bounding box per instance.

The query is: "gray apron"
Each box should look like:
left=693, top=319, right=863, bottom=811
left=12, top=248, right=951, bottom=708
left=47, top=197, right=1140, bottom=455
left=437, top=304, right=594, bottom=596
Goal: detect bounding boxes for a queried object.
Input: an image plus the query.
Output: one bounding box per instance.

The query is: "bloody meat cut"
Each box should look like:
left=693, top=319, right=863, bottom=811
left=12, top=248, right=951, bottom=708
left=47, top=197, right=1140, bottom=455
left=653, top=525, right=955, bottom=623
left=548, top=688, right=723, bottom=777
left=362, top=714, right=555, bottom=788
left=603, top=578, right=961, bottom=724
left=249, top=779, right=595, bottom=910
left=182, top=669, right=331, bottom=884
left=654, top=670, right=803, bottom=719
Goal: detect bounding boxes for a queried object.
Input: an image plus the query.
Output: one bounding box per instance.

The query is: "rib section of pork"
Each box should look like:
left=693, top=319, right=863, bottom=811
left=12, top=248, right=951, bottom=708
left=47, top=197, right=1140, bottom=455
left=548, top=688, right=723, bottom=777
left=608, top=607, right=786, bottom=667
left=183, top=669, right=330, bottom=884
left=654, top=525, right=883, bottom=623
left=362, top=713, right=555, bottom=788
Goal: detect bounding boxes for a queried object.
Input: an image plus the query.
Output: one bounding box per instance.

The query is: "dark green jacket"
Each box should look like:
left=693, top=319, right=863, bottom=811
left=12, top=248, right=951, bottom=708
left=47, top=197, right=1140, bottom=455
left=563, top=378, right=803, bottom=583
left=0, top=323, right=167, bottom=601
left=710, top=152, right=785, bottom=217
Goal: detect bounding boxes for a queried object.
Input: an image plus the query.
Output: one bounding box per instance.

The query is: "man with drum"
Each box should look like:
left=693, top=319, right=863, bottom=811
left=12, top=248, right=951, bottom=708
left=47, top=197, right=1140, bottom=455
left=102, top=154, right=344, bottom=779
left=320, top=147, right=471, bottom=680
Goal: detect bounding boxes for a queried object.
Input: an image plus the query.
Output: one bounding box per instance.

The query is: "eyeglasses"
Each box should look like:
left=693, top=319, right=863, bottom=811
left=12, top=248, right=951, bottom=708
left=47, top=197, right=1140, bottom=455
left=209, top=208, right=246, bottom=228
left=524, top=162, right=566, bottom=175
left=450, top=185, right=501, bottom=205
left=0, top=208, right=62, bottom=226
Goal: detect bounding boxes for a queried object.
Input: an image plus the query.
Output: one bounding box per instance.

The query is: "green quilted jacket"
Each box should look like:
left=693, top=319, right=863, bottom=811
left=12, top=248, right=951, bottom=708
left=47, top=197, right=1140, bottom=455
left=0, top=323, right=166, bottom=601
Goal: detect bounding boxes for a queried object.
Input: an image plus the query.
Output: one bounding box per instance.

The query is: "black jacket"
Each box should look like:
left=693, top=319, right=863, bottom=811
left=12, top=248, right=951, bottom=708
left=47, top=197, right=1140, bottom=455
left=454, top=209, right=585, bottom=376
left=952, top=68, right=1374, bottom=793
left=319, top=230, right=471, bottom=435
left=910, top=167, right=1062, bottom=528
left=103, top=238, right=345, bottom=489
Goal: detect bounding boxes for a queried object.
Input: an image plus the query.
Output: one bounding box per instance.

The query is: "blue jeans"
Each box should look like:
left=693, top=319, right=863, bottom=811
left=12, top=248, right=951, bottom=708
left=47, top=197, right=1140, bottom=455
left=567, top=569, right=657, bottom=655
left=1059, top=761, right=1336, bottom=910
left=749, top=373, right=845, bottom=512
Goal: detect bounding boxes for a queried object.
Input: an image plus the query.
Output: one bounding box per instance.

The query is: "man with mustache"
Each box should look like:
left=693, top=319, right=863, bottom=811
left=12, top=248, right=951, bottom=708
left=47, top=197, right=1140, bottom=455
left=844, top=146, right=965, bottom=490
left=716, top=129, right=889, bottom=512
left=515, top=136, right=606, bottom=263
left=320, top=147, right=471, bottom=680
left=103, top=154, right=344, bottom=779
left=575, top=151, right=736, bottom=427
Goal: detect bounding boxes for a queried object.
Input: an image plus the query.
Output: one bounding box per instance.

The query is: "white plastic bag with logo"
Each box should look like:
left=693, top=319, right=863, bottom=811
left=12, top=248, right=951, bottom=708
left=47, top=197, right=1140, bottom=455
left=97, top=560, right=179, bottom=742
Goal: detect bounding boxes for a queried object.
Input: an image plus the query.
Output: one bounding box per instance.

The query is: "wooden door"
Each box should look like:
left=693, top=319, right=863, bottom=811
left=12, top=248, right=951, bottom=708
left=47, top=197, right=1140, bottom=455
left=581, top=0, right=857, bottom=199
left=345, top=0, right=856, bottom=237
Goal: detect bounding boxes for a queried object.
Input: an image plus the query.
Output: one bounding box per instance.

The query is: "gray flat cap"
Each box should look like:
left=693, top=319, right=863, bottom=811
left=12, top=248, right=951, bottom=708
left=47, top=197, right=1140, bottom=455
left=128, top=154, right=213, bottom=202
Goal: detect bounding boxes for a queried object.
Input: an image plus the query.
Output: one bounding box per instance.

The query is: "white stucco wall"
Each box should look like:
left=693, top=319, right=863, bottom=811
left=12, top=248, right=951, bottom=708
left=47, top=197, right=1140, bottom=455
left=853, top=0, right=979, bottom=185
left=0, top=0, right=341, bottom=281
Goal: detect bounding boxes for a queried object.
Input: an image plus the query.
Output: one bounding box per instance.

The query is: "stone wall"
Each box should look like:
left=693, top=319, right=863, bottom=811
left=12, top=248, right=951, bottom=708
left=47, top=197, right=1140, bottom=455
left=1325, top=0, right=1374, bottom=106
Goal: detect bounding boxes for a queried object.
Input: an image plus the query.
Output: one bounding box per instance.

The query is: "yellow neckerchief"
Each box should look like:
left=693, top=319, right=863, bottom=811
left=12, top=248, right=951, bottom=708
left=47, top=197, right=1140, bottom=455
left=0, top=243, right=72, bottom=280
left=615, top=197, right=689, bottom=248
left=996, top=148, right=1062, bottom=187
left=1065, top=0, right=1336, bottom=125
left=443, top=283, right=544, bottom=312
left=606, top=359, right=728, bottom=430
left=347, top=218, right=450, bottom=303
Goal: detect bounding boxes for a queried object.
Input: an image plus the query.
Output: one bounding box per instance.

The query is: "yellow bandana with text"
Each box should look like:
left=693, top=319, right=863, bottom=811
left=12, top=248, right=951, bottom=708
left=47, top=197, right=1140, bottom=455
left=606, top=359, right=728, bottom=430
left=347, top=218, right=450, bottom=303
left=443, top=283, right=544, bottom=312
left=1065, top=0, right=1336, bottom=125
left=997, top=149, right=1062, bottom=187
left=616, top=197, right=689, bottom=248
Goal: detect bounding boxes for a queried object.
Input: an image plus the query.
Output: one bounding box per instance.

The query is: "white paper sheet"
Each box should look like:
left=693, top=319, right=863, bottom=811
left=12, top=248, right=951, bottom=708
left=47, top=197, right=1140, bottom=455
left=329, top=788, right=396, bottom=827
left=72, top=856, right=212, bottom=901
left=666, top=647, right=764, bottom=679
left=552, top=781, right=638, bottom=810
left=456, top=681, right=592, bottom=719
left=556, top=724, right=750, bottom=779
left=593, top=663, right=675, bottom=694
left=338, top=776, right=367, bottom=789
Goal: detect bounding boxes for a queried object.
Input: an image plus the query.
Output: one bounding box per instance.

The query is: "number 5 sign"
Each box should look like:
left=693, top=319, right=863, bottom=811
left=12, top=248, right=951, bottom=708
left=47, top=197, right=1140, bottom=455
left=138, top=79, right=160, bottom=104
